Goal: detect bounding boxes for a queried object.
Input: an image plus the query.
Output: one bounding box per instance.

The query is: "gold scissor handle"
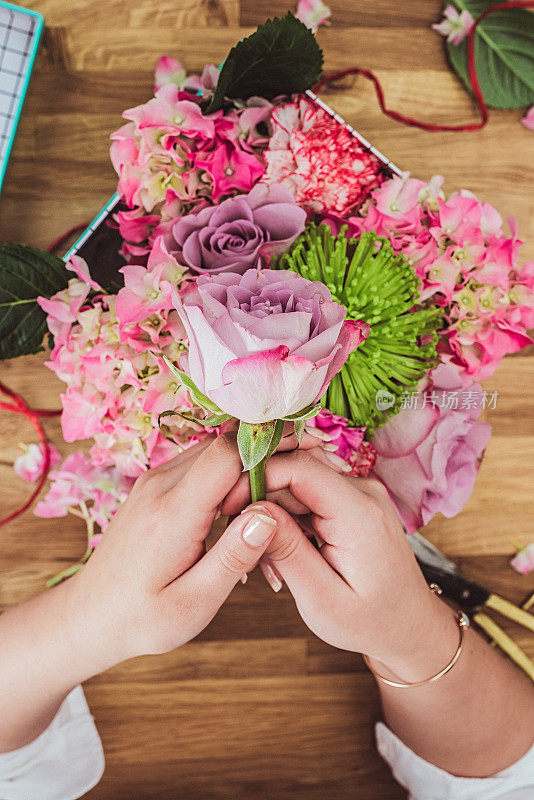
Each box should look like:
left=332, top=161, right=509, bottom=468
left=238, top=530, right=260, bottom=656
left=473, top=612, right=534, bottom=682
left=485, top=594, right=534, bottom=633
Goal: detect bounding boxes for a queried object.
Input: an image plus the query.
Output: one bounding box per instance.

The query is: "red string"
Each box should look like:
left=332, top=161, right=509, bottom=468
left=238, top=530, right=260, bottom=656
left=46, top=221, right=89, bottom=255
left=313, top=0, right=534, bottom=133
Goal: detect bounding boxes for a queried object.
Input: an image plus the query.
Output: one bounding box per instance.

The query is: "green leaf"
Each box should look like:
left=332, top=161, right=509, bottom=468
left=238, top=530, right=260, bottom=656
left=446, top=1, right=534, bottom=109
left=162, top=356, right=224, bottom=414
left=237, top=420, right=277, bottom=472
left=207, top=13, right=323, bottom=112
left=0, top=244, right=69, bottom=360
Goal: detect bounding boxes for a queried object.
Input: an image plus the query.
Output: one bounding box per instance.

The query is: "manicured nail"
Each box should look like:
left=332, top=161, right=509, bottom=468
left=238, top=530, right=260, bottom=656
left=324, top=450, right=352, bottom=473
left=323, top=442, right=339, bottom=452
left=242, top=513, right=277, bottom=547
left=240, top=503, right=269, bottom=515
left=260, top=559, right=283, bottom=592
left=304, top=426, right=333, bottom=442
left=240, top=573, right=248, bottom=585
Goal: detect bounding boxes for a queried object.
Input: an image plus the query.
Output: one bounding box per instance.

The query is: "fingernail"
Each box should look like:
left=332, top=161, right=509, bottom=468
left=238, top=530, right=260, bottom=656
left=240, top=503, right=269, bottom=515
left=305, top=426, right=333, bottom=442
left=260, top=559, right=283, bottom=592
left=242, top=513, right=277, bottom=547
left=323, top=442, right=339, bottom=452
left=324, top=450, right=352, bottom=473
left=214, top=509, right=222, bottom=521
left=240, top=573, right=248, bottom=585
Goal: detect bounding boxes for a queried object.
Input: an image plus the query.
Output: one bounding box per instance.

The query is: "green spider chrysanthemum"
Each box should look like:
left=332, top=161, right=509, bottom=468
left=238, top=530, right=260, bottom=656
left=274, top=223, right=441, bottom=432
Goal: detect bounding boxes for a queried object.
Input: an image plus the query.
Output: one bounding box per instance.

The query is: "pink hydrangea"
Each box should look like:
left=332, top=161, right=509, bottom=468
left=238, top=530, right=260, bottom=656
left=14, top=442, right=61, bottom=483
left=34, top=451, right=135, bottom=531
left=261, top=97, right=384, bottom=214
left=39, top=253, right=212, bottom=479
left=510, top=542, right=534, bottom=575
left=351, top=173, right=534, bottom=382
left=432, top=5, right=474, bottom=46
left=295, top=0, right=331, bottom=33
left=110, top=79, right=268, bottom=224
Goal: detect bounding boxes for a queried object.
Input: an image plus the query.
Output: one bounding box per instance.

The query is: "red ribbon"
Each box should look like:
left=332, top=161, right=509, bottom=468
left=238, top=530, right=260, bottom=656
left=313, top=0, right=534, bottom=133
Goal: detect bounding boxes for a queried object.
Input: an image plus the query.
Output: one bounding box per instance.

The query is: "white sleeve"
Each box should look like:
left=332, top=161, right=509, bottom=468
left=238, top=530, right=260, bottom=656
left=376, top=722, right=534, bottom=800
left=0, top=685, right=104, bottom=800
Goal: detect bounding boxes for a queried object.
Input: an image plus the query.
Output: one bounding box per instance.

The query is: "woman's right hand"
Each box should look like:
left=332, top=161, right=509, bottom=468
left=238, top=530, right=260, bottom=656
left=222, top=449, right=459, bottom=683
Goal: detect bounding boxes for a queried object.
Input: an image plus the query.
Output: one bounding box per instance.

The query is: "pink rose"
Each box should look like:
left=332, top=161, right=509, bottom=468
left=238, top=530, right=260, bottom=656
left=169, top=184, right=307, bottom=275
left=372, top=364, right=492, bottom=532
left=173, top=269, right=369, bottom=423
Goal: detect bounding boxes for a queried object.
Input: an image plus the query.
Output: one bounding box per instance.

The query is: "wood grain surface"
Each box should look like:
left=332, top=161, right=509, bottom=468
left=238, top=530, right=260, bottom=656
left=1, top=2, right=533, bottom=798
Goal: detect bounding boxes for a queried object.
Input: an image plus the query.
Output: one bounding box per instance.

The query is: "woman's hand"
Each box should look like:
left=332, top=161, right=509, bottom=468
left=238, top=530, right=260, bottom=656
left=0, top=434, right=279, bottom=751
left=222, top=448, right=458, bottom=682
left=66, top=434, right=280, bottom=670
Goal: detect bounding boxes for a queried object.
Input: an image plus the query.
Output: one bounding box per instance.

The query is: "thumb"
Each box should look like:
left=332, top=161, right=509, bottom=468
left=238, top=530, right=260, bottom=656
left=174, top=506, right=277, bottom=611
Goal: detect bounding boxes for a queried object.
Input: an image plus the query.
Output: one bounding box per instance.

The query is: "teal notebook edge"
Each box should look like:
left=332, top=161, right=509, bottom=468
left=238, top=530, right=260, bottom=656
left=0, top=1, right=44, bottom=193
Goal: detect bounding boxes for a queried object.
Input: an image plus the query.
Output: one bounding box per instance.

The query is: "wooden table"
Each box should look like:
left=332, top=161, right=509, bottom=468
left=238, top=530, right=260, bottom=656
left=1, top=2, right=533, bottom=798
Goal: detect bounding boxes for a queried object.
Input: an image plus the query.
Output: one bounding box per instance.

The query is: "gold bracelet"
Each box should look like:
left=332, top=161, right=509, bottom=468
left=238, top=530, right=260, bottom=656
left=363, top=611, right=470, bottom=688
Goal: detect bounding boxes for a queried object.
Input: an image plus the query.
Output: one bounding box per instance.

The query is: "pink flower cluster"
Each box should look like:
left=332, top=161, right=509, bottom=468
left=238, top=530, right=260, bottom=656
left=110, top=58, right=270, bottom=256
left=34, top=451, right=135, bottom=533
left=38, top=248, right=211, bottom=479
left=350, top=173, right=534, bottom=382
left=262, top=97, right=384, bottom=215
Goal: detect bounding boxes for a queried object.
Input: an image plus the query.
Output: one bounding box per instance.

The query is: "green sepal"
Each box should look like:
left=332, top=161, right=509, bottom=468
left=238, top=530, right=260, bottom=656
left=282, top=403, right=322, bottom=422
left=162, top=355, right=224, bottom=414
left=265, top=418, right=285, bottom=460
left=202, top=412, right=234, bottom=427
left=237, top=420, right=277, bottom=472
left=158, top=408, right=233, bottom=429
left=293, top=418, right=305, bottom=445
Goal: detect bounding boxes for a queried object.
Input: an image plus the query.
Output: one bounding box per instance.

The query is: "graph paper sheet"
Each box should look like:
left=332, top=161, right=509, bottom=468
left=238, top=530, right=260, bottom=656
left=0, top=2, right=43, bottom=191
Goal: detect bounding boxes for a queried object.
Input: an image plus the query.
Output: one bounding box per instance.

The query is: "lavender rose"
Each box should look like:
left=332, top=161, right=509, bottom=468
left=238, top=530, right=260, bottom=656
left=372, top=364, right=492, bottom=533
left=172, top=269, right=369, bottom=424
left=168, top=184, right=307, bottom=275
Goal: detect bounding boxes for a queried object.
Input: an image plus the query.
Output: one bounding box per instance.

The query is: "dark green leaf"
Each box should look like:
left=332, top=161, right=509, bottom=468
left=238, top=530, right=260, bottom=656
left=237, top=420, right=277, bottom=471
left=446, top=1, right=534, bottom=109
left=0, top=244, right=69, bottom=360
left=207, top=13, right=323, bottom=112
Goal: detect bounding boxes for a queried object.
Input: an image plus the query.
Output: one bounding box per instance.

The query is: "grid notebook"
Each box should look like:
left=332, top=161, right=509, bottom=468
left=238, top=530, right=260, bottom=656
left=0, top=1, right=43, bottom=192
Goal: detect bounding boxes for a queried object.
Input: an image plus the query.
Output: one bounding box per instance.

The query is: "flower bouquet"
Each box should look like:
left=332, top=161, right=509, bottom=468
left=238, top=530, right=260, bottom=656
left=1, top=14, right=533, bottom=583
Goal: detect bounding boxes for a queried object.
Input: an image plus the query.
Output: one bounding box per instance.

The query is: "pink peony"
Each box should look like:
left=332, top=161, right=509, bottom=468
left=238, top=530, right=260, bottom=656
left=295, top=0, right=331, bottom=33
left=372, top=364, right=492, bottom=533
left=172, top=268, right=369, bottom=424
left=262, top=97, right=383, bottom=214
left=432, top=5, right=474, bottom=46
left=14, top=442, right=61, bottom=483
left=168, top=184, right=307, bottom=275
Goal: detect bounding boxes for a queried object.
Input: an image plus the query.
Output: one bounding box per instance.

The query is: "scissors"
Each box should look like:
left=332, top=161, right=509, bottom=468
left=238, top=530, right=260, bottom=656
left=408, top=532, right=534, bottom=682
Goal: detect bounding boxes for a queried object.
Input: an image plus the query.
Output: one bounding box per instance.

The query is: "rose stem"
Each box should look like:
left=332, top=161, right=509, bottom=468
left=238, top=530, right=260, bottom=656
left=249, top=458, right=267, bottom=503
